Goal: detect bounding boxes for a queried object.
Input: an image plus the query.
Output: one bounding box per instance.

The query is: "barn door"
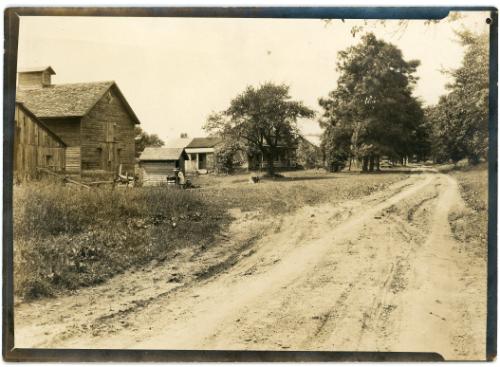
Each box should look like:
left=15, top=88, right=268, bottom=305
left=103, top=121, right=117, bottom=172
left=101, top=142, right=116, bottom=172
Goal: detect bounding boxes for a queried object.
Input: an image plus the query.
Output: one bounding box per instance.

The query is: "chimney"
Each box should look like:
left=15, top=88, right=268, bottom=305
left=18, top=66, right=56, bottom=89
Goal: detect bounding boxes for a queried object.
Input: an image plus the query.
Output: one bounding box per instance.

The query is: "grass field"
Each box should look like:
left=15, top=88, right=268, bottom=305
left=14, top=169, right=410, bottom=300
left=446, top=163, right=488, bottom=259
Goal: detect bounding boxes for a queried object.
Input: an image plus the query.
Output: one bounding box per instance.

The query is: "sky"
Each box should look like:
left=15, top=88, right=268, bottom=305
left=17, top=11, right=490, bottom=144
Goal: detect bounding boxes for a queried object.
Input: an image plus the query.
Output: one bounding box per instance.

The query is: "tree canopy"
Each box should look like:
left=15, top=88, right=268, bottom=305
left=319, top=33, right=428, bottom=171
left=134, top=126, right=165, bottom=157
left=426, top=30, right=489, bottom=164
left=204, top=83, right=315, bottom=175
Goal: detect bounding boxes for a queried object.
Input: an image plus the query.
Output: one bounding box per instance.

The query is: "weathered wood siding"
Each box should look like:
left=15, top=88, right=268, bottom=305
left=42, top=117, right=81, bottom=146
left=18, top=71, right=51, bottom=89
left=80, top=86, right=136, bottom=175
left=42, top=117, right=81, bottom=174
left=141, top=160, right=178, bottom=185
left=14, top=104, right=66, bottom=179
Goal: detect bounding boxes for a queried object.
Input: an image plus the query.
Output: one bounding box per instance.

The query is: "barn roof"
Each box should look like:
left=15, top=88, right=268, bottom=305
left=16, top=81, right=140, bottom=124
left=186, top=137, right=222, bottom=148
left=139, top=147, right=186, bottom=161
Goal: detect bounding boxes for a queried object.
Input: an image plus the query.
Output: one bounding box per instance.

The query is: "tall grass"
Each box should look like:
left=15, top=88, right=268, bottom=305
left=14, top=182, right=228, bottom=299
left=14, top=170, right=409, bottom=300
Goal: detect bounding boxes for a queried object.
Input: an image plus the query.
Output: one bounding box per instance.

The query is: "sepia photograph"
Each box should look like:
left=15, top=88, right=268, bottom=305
left=3, top=6, right=496, bottom=362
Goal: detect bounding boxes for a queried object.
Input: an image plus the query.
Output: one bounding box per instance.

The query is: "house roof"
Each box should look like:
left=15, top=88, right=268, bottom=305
left=18, top=66, right=56, bottom=74
left=186, top=137, right=222, bottom=149
left=16, top=81, right=140, bottom=124
left=139, top=147, right=185, bottom=161
left=16, top=102, right=67, bottom=147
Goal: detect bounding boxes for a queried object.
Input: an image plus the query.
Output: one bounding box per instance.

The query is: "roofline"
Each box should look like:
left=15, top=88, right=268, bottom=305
left=185, top=138, right=223, bottom=148
left=139, top=148, right=188, bottom=161
left=17, top=81, right=141, bottom=124
left=15, top=102, right=67, bottom=147
left=18, top=66, right=56, bottom=75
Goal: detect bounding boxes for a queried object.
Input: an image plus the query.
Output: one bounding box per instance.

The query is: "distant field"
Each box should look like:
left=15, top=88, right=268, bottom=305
left=193, top=169, right=410, bottom=214
left=14, top=169, right=410, bottom=300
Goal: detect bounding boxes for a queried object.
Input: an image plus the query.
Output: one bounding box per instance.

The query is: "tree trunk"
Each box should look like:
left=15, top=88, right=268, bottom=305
left=348, top=156, right=352, bottom=171
left=265, top=148, right=275, bottom=176
left=375, top=155, right=380, bottom=171
left=362, top=156, right=368, bottom=172
left=368, top=154, right=375, bottom=172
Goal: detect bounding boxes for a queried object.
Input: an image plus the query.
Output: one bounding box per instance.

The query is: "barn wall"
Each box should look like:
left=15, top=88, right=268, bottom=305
left=42, top=117, right=81, bottom=146
left=14, top=104, right=66, bottom=179
left=42, top=117, right=81, bottom=174
left=80, top=86, right=136, bottom=175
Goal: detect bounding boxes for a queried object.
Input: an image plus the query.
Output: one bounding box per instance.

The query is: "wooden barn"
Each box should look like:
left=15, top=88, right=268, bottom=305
left=139, top=147, right=188, bottom=185
left=185, top=137, right=222, bottom=174
left=13, top=102, right=66, bottom=180
left=16, top=66, right=140, bottom=178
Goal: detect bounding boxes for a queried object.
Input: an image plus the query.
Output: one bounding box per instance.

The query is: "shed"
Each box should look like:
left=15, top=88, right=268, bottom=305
left=139, top=147, right=188, bottom=185
left=14, top=102, right=66, bottom=180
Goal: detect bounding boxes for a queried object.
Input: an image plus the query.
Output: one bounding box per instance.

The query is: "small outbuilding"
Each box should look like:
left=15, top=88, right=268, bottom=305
left=139, top=147, right=188, bottom=185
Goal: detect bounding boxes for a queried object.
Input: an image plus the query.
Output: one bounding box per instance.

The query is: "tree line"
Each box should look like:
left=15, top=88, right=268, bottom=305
left=138, top=28, right=489, bottom=176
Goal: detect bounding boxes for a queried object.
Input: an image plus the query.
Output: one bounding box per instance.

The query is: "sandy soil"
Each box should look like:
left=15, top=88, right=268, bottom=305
left=15, top=172, right=487, bottom=360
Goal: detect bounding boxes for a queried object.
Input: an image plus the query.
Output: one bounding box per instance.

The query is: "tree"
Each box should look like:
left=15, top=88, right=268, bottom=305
left=427, top=30, right=489, bottom=164
left=204, top=83, right=315, bottom=176
left=296, top=137, right=322, bottom=169
left=134, top=126, right=165, bottom=157
left=319, top=33, right=427, bottom=171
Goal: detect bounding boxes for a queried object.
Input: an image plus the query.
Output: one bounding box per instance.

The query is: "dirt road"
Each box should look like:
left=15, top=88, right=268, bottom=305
left=15, top=172, right=487, bottom=360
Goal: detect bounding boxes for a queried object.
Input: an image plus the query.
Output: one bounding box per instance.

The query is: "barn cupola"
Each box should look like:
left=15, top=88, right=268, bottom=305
left=18, top=66, right=56, bottom=89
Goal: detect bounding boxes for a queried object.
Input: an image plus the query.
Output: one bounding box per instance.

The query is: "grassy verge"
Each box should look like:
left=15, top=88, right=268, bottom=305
left=14, top=183, right=228, bottom=299
left=445, top=162, right=488, bottom=259
left=14, top=169, right=409, bottom=300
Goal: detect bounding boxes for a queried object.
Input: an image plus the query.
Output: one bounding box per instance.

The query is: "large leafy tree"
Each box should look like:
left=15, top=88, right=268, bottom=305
left=319, top=33, right=427, bottom=171
left=204, top=83, right=315, bottom=176
left=427, top=30, right=489, bottom=164
left=134, top=126, right=165, bottom=157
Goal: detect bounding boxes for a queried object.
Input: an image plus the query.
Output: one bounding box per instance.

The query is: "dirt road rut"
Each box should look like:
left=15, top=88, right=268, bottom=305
left=15, top=172, right=486, bottom=360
